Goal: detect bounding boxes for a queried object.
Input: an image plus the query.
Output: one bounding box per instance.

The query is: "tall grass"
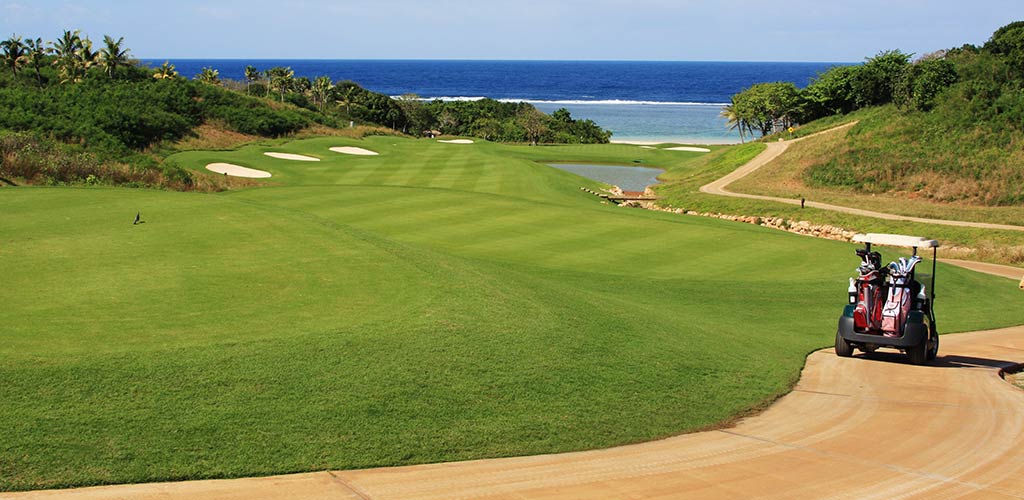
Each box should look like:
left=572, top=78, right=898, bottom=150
left=0, top=133, right=252, bottom=191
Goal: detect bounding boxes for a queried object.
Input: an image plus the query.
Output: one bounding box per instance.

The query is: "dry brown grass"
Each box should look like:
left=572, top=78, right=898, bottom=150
left=0, top=133, right=260, bottom=193
left=943, top=244, right=1024, bottom=266
left=174, top=123, right=262, bottom=151
left=294, top=124, right=403, bottom=139
left=171, top=121, right=401, bottom=153
left=730, top=125, right=1024, bottom=227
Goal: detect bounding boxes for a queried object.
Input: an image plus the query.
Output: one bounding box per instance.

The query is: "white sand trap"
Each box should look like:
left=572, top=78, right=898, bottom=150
left=438, top=139, right=474, bottom=144
left=263, top=152, right=320, bottom=161
left=640, top=145, right=657, bottom=149
left=206, top=163, right=272, bottom=178
left=664, top=146, right=711, bottom=153
left=330, top=146, right=379, bottom=156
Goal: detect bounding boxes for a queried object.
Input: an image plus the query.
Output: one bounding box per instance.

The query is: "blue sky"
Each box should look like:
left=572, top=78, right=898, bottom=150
left=2, top=0, right=1022, bottom=61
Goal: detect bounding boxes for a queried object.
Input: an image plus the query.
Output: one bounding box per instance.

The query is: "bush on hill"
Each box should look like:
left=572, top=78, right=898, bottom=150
left=420, top=99, right=611, bottom=144
left=195, top=83, right=311, bottom=137
left=1, top=132, right=185, bottom=189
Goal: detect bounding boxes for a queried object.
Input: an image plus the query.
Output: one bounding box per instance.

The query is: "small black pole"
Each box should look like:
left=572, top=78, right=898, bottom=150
left=931, top=246, right=938, bottom=329
left=800, top=197, right=805, bottom=209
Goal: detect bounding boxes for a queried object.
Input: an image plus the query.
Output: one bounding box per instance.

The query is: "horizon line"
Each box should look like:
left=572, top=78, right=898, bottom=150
left=134, top=57, right=861, bottom=65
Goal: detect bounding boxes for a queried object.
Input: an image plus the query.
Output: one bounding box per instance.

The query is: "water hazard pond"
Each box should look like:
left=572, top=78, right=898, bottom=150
left=547, top=164, right=665, bottom=192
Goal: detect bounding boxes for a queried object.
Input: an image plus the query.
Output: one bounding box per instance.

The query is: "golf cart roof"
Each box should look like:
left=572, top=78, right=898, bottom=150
left=853, top=233, right=939, bottom=248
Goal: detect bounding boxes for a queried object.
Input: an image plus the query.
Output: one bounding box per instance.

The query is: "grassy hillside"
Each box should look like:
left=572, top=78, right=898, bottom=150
left=0, top=63, right=333, bottom=190
left=724, top=22, right=1024, bottom=214
left=733, top=108, right=1024, bottom=226
left=2, top=137, right=1021, bottom=490
left=650, top=138, right=1024, bottom=265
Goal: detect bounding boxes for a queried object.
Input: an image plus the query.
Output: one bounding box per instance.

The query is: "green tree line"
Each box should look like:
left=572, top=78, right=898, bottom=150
left=723, top=22, right=1024, bottom=140
left=232, top=65, right=611, bottom=144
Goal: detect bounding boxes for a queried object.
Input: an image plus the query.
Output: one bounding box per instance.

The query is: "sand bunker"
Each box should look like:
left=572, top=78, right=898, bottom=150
left=640, top=146, right=657, bottom=149
left=263, top=152, right=320, bottom=161
left=206, top=163, right=272, bottom=178
left=438, top=139, right=474, bottom=144
left=330, top=146, right=379, bottom=156
left=664, top=146, right=711, bottom=153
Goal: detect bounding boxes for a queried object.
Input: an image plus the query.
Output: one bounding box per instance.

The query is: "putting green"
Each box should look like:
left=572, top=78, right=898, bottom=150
left=2, top=136, right=1021, bottom=491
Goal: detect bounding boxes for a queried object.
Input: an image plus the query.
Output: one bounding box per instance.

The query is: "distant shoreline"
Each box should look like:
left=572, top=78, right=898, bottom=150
left=144, top=59, right=833, bottom=145
left=610, top=138, right=738, bottom=146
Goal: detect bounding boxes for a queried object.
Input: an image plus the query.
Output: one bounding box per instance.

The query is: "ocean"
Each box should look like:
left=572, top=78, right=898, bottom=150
left=144, top=60, right=850, bottom=144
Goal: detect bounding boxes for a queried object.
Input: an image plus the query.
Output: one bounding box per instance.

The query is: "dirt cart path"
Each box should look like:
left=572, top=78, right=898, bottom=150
left=699, top=123, right=1024, bottom=233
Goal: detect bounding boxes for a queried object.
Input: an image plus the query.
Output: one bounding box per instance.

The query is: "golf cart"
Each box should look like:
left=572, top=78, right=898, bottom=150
left=835, top=233, right=939, bottom=365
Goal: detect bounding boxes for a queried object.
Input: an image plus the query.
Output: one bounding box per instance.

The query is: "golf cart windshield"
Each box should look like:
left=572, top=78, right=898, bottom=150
left=852, top=233, right=939, bottom=249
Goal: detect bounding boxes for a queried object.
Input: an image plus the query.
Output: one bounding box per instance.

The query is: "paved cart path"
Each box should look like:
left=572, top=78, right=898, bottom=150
left=699, top=123, right=1024, bottom=233
left=939, top=259, right=1024, bottom=281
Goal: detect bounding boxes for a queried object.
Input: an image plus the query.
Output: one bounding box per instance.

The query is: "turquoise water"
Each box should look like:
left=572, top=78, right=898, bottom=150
left=150, top=60, right=847, bottom=144
left=548, top=164, right=665, bottom=192
left=534, top=102, right=738, bottom=144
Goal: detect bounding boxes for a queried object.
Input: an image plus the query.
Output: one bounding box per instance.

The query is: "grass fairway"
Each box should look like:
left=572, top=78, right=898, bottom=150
left=2, top=136, right=1022, bottom=491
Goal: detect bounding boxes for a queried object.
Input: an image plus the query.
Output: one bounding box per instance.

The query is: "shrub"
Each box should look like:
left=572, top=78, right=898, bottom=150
left=852, top=50, right=912, bottom=107
left=195, top=83, right=310, bottom=136
left=895, top=56, right=958, bottom=111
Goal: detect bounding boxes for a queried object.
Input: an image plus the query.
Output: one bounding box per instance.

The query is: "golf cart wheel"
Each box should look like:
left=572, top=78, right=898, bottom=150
left=926, top=324, right=939, bottom=361
left=907, top=338, right=928, bottom=365
left=835, top=329, right=854, bottom=357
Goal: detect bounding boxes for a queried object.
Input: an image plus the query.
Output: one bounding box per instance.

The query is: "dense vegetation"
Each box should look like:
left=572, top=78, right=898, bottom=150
left=0, top=30, right=610, bottom=190
left=242, top=70, right=611, bottom=144
left=0, top=31, right=325, bottom=189
left=724, top=22, right=1024, bottom=206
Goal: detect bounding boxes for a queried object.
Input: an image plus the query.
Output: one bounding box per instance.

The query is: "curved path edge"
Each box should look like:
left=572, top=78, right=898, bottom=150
left=699, top=122, right=1024, bottom=233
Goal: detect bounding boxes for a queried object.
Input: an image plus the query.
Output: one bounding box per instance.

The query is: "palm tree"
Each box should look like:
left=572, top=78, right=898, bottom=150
left=720, top=103, right=746, bottom=144
left=195, top=66, right=220, bottom=85
left=293, top=76, right=311, bottom=95
left=335, top=82, right=359, bottom=116
left=244, top=65, right=260, bottom=95
left=311, top=76, right=333, bottom=112
left=23, top=37, right=46, bottom=86
left=265, top=66, right=294, bottom=102
left=50, top=30, right=81, bottom=58
left=152, top=61, right=178, bottom=80
left=76, top=36, right=98, bottom=72
left=98, top=35, right=130, bottom=78
left=49, top=30, right=84, bottom=83
left=1, top=35, right=27, bottom=76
